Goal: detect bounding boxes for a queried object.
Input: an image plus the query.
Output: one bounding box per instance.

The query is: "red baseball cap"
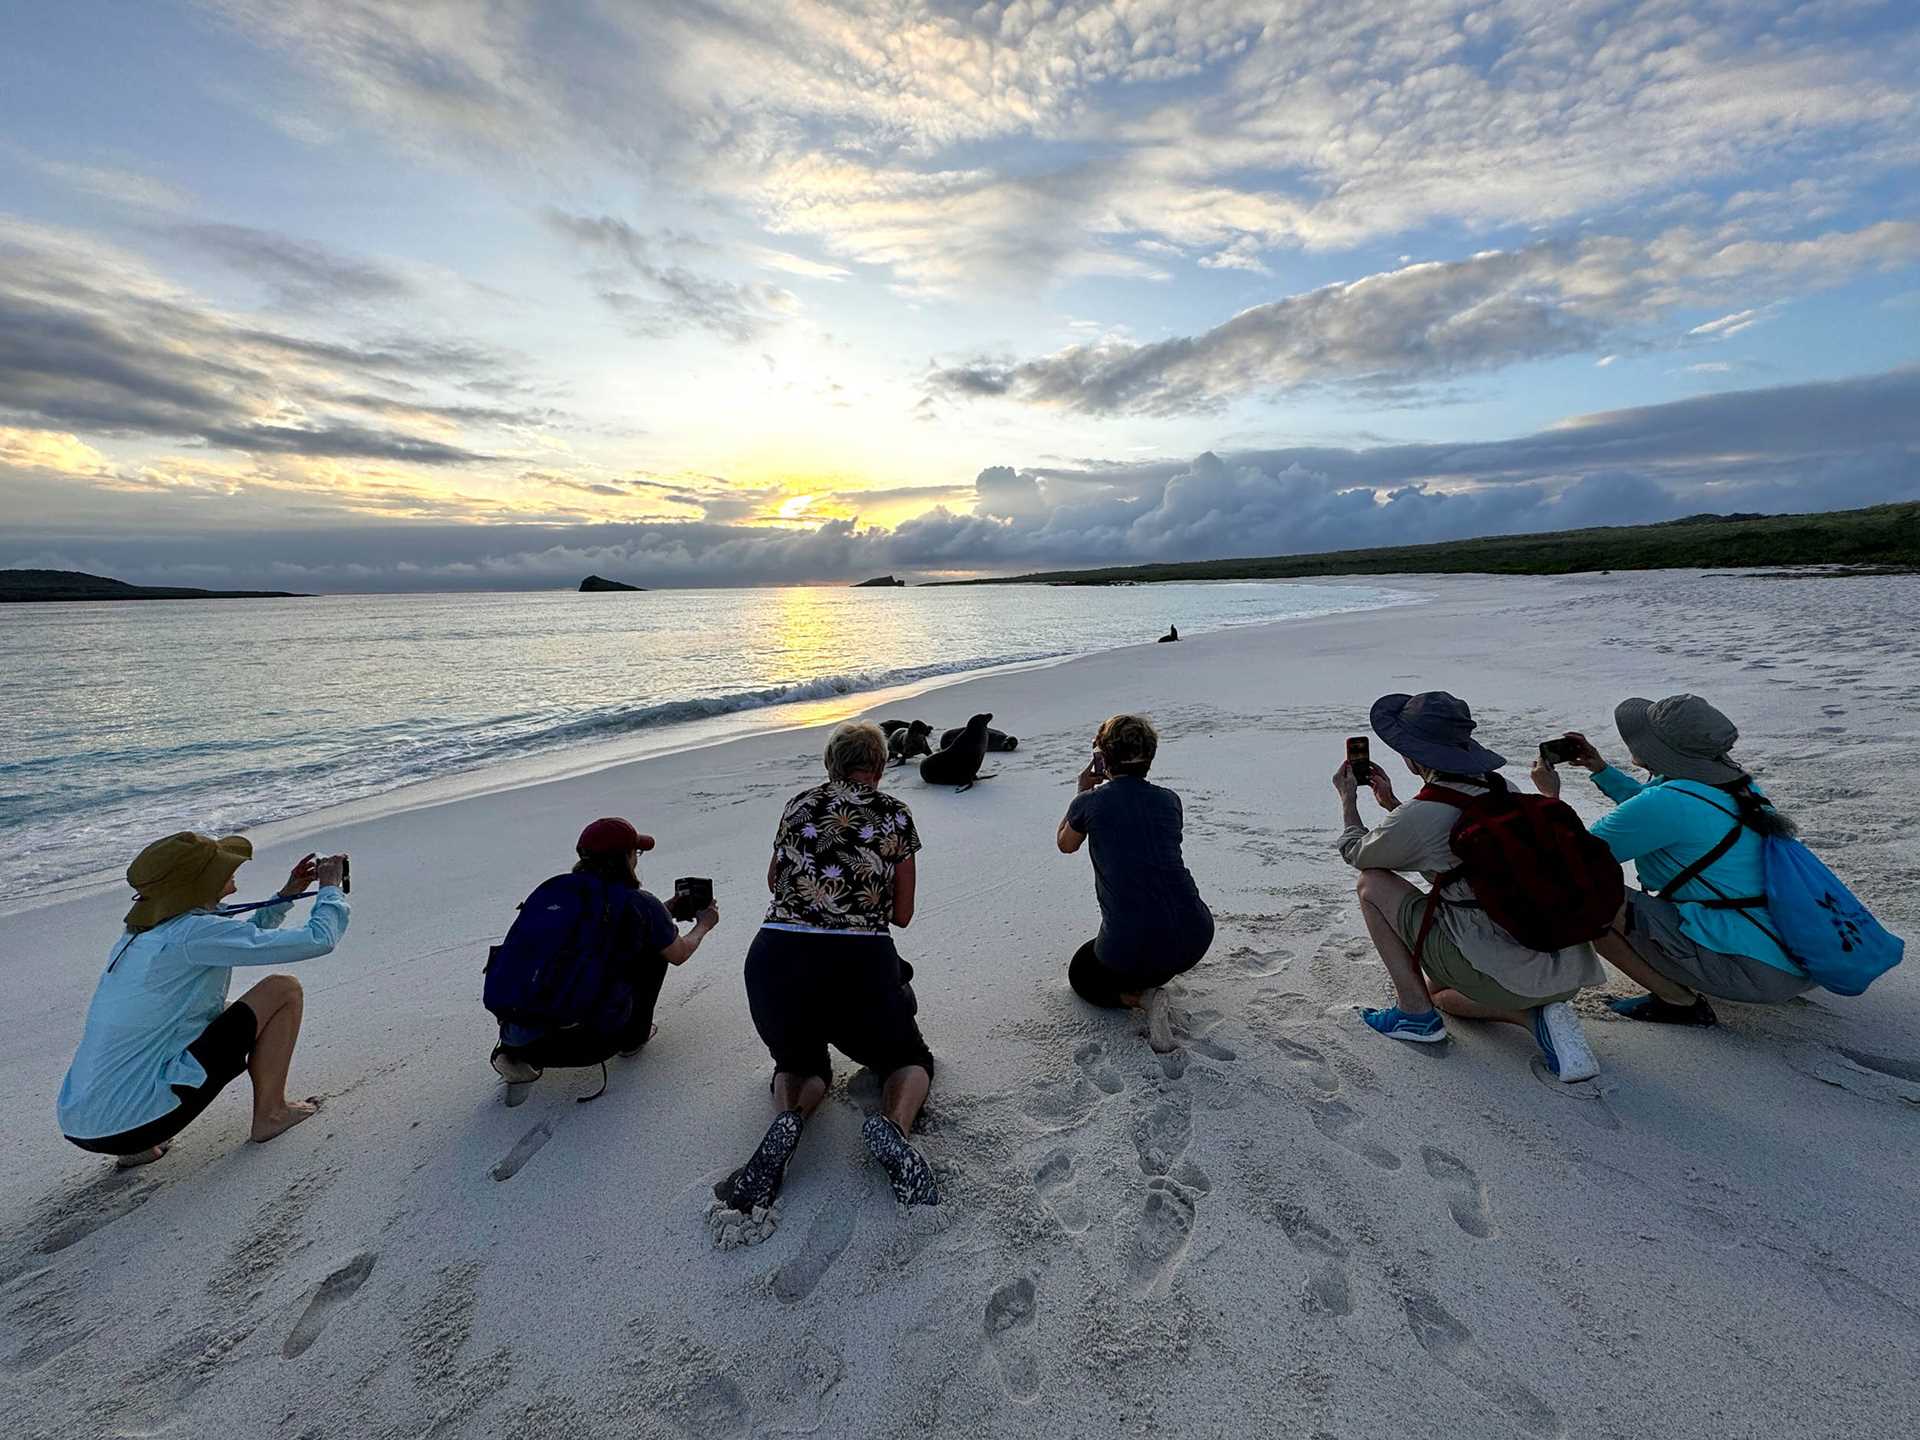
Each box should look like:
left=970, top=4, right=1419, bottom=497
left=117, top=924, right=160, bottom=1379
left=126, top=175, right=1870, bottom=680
left=575, top=818, right=656, bottom=855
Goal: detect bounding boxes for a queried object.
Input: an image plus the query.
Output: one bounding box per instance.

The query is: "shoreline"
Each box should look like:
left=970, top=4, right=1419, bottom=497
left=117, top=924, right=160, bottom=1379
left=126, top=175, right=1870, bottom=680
left=3, top=578, right=1424, bottom=919
left=4, top=568, right=1916, bottom=1440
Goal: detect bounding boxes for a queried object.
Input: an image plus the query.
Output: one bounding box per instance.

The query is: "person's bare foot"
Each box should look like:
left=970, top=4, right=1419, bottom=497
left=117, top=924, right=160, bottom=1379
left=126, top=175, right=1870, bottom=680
left=115, top=1142, right=170, bottom=1169
left=1141, top=988, right=1176, bottom=1054
left=250, top=1098, right=321, bottom=1144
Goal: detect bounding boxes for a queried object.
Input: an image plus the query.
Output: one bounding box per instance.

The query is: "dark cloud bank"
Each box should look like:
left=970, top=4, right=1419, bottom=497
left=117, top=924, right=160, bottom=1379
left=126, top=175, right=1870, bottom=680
left=8, top=368, right=1916, bottom=591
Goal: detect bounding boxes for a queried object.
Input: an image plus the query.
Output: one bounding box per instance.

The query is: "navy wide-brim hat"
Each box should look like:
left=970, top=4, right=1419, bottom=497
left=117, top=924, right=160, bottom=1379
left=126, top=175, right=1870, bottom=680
left=1370, top=691, right=1507, bottom=774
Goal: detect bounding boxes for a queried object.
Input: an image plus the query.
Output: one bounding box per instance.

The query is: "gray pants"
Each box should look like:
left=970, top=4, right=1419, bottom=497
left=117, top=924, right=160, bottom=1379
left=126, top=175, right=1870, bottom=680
left=1624, top=892, right=1812, bottom=1004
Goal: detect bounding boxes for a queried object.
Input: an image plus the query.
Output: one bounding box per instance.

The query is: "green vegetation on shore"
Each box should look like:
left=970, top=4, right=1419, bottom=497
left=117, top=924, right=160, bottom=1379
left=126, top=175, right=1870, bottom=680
left=938, top=501, right=1920, bottom=585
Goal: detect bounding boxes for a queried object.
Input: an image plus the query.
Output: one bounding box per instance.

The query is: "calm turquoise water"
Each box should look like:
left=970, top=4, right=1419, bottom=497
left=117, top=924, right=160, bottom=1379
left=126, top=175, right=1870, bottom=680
left=0, top=582, right=1413, bottom=897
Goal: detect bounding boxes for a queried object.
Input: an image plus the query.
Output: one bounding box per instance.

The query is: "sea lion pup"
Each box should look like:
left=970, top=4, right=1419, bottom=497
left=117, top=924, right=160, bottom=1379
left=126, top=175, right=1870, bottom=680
left=1158, top=624, right=1180, bottom=643
left=883, top=719, right=934, bottom=765
left=920, top=712, right=993, bottom=789
left=939, top=724, right=1018, bottom=753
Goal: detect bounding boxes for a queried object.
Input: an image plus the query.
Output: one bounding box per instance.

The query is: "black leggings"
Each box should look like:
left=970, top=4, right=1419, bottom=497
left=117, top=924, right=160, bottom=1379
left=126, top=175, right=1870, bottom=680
left=1068, top=938, right=1201, bottom=1008
left=744, top=928, right=935, bottom=1084
left=498, top=954, right=668, bottom=1069
left=66, top=1001, right=259, bottom=1156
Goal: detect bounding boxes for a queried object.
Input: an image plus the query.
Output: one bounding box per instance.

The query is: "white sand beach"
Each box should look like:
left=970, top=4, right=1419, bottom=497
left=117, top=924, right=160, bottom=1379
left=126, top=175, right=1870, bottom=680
left=4, top=571, right=1918, bottom=1440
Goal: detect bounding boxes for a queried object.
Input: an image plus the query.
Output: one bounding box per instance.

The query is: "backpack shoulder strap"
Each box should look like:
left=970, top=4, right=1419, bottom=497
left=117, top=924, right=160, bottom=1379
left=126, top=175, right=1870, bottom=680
left=1654, top=819, right=1743, bottom=901
left=1407, top=785, right=1476, bottom=907
left=1653, top=783, right=1748, bottom=902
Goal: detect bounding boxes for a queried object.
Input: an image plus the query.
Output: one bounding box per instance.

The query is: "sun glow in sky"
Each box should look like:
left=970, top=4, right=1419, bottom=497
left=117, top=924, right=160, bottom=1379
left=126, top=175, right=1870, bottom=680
left=1, top=2, right=1917, bottom=589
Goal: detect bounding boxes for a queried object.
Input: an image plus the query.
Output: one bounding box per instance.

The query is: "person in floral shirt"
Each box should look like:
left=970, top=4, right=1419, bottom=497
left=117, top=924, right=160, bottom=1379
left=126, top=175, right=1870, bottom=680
left=715, top=721, right=939, bottom=1212
left=765, top=776, right=920, bottom=932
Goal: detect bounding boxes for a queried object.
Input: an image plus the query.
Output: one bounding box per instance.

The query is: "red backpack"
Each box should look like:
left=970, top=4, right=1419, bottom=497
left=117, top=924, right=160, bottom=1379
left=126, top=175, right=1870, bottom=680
left=1413, top=776, right=1624, bottom=959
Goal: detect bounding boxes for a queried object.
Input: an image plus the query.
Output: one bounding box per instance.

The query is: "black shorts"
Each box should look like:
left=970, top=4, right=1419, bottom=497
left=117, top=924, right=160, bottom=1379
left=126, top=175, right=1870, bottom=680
left=744, top=928, right=935, bottom=1085
left=66, top=1001, right=258, bottom=1157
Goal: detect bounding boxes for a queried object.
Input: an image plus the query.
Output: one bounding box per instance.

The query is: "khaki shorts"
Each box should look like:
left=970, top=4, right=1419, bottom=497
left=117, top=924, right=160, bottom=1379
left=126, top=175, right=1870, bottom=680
left=1624, top=891, right=1812, bottom=1005
left=1393, top=890, right=1577, bottom=1011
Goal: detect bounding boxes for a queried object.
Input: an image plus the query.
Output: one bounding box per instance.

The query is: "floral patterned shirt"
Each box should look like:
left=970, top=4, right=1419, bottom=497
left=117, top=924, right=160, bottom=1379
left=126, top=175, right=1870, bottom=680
left=763, top=780, right=922, bottom=934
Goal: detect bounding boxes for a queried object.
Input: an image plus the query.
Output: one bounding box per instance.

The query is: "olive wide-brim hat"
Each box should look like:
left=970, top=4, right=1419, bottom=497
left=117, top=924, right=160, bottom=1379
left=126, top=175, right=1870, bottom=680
left=1614, top=695, right=1745, bottom=785
left=1370, top=691, right=1508, bottom=774
left=125, top=831, right=253, bottom=932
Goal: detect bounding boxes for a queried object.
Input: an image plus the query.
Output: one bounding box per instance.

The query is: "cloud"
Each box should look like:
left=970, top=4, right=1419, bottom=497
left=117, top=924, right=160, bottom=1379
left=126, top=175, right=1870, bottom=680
left=0, top=218, right=522, bottom=462
left=544, top=210, right=800, bottom=343
left=929, top=223, right=1920, bottom=415
left=207, top=2, right=1920, bottom=291
left=0, top=426, right=110, bottom=476
left=9, top=367, right=1915, bottom=588
left=742, top=245, right=850, bottom=281
left=30, top=156, right=193, bottom=213
left=178, top=223, right=414, bottom=306
left=1689, top=309, right=1758, bottom=339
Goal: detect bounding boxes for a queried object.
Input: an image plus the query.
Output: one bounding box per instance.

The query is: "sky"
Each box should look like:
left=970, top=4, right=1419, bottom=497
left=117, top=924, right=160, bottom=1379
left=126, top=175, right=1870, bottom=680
left=1, top=0, right=1916, bottom=590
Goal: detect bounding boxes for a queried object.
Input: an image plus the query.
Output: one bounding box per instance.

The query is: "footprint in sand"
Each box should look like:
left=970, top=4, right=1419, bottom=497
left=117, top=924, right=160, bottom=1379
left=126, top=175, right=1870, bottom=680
left=1401, top=1289, right=1564, bottom=1439
left=1176, top=1006, right=1234, bottom=1051
left=1274, top=1036, right=1341, bottom=1096
left=1119, top=1179, right=1196, bottom=1300
left=983, top=1277, right=1041, bottom=1403
left=490, top=1120, right=554, bottom=1181
left=2, top=1267, right=93, bottom=1377
left=1073, top=1041, right=1126, bottom=1096
left=283, top=1252, right=377, bottom=1359
left=1306, top=1098, right=1400, bottom=1171
left=1270, top=1204, right=1353, bottom=1319
left=1020, top=1077, right=1103, bottom=1133
left=1421, top=1147, right=1495, bottom=1239
left=1791, top=1045, right=1920, bottom=1107
left=1528, top=1059, right=1625, bottom=1129
left=30, top=1172, right=163, bottom=1260
left=1170, top=1159, right=1211, bottom=1195
left=1130, top=1095, right=1193, bottom=1177
left=771, top=1204, right=857, bottom=1304
left=1228, top=944, right=1291, bottom=978
left=1034, top=1150, right=1091, bottom=1234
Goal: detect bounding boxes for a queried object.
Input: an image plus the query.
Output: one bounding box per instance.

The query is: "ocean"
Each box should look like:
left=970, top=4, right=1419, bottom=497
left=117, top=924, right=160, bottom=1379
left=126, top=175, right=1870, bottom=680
left=0, top=581, right=1415, bottom=900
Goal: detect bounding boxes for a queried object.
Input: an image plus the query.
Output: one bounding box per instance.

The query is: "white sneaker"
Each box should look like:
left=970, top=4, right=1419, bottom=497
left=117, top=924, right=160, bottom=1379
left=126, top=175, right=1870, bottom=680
left=1531, top=1002, right=1600, bottom=1083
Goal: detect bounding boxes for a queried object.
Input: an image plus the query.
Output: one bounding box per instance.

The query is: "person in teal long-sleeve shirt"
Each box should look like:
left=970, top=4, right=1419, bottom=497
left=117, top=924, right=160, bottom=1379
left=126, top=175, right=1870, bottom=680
left=59, top=832, right=351, bottom=1167
left=1534, top=694, right=1808, bottom=1027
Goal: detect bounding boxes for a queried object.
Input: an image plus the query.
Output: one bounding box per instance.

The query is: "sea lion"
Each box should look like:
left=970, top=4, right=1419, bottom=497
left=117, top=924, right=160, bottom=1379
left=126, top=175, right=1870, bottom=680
left=920, top=712, right=994, bottom=789
left=938, top=724, right=1018, bottom=752
left=1158, top=624, right=1180, bottom=643
left=885, top=719, right=934, bottom=765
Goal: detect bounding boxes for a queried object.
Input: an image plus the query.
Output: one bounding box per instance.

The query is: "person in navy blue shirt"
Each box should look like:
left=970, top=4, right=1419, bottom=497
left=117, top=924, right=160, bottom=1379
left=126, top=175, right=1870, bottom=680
left=490, top=818, right=718, bottom=1100
left=1057, top=714, right=1213, bottom=1053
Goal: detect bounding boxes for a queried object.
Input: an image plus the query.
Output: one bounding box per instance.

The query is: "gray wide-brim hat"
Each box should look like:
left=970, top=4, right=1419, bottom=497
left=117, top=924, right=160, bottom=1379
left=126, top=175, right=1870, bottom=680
left=1614, top=694, right=1745, bottom=785
left=1370, top=691, right=1506, bottom=774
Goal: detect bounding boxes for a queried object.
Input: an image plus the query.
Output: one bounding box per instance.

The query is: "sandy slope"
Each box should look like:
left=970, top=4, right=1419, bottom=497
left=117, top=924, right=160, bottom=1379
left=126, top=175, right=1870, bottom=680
left=2, top=572, right=1917, bottom=1440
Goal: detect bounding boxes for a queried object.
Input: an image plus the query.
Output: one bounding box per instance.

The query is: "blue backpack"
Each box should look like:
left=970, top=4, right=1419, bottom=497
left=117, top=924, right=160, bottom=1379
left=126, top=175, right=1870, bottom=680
left=483, top=873, right=632, bottom=1030
left=1664, top=789, right=1903, bottom=996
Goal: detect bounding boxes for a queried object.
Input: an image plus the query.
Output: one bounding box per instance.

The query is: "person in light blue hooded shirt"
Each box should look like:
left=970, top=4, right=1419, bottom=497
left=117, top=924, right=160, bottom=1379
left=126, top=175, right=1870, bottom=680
left=1534, top=694, right=1810, bottom=1027
left=58, top=832, right=350, bottom=1167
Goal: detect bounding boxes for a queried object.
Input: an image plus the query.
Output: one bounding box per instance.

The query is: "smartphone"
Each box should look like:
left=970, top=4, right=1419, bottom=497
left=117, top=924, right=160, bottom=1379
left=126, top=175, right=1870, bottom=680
left=1539, top=737, right=1582, bottom=767
left=1089, top=749, right=1107, bottom=777
left=674, top=876, right=714, bottom=913
left=1346, top=736, right=1372, bottom=784
left=340, top=855, right=351, bottom=896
